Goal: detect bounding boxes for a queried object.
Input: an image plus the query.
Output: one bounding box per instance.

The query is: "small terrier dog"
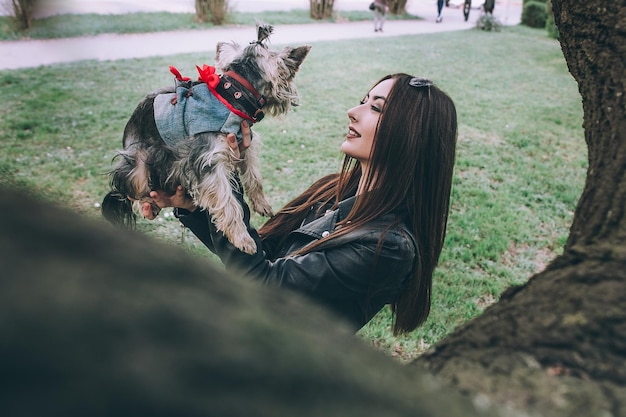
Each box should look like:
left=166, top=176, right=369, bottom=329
left=102, top=24, right=311, bottom=254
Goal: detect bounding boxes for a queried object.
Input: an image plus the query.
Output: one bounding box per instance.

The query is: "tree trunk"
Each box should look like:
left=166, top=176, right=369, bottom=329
left=387, top=0, right=408, bottom=15
left=558, top=1, right=626, bottom=253
left=309, top=0, right=334, bottom=20
left=195, top=0, right=228, bottom=25
left=195, top=0, right=209, bottom=22
left=414, top=0, right=626, bottom=416
left=11, top=0, right=35, bottom=30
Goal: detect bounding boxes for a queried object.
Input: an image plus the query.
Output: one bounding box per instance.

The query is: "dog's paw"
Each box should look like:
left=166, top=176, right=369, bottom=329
left=250, top=197, right=274, bottom=218
left=232, top=233, right=258, bottom=255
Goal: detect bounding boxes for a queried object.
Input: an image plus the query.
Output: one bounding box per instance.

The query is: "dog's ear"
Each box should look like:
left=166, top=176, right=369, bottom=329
left=215, top=41, right=242, bottom=71
left=283, top=45, right=312, bottom=79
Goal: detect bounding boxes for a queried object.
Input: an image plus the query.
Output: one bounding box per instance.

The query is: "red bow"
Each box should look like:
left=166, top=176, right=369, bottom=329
left=196, top=64, right=220, bottom=89
left=169, top=66, right=190, bottom=81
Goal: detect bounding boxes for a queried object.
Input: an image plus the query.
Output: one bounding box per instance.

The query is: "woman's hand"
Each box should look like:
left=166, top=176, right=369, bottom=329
left=141, top=185, right=195, bottom=220
left=226, top=120, right=252, bottom=161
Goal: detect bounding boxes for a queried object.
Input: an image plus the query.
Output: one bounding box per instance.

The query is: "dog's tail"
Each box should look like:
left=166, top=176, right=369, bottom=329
left=101, top=191, right=136, bottom=229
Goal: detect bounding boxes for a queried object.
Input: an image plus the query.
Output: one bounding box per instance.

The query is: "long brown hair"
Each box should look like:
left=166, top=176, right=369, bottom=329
left=259, top=73, right=457, bottom=335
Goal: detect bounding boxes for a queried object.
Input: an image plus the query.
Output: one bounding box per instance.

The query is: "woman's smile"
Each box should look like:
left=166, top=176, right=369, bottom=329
left=347, top=126, right=361, bottom=139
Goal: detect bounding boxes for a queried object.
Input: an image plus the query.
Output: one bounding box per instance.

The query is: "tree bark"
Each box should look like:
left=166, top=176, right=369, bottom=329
left=414, top=256, right=626, bottom=416
left=414, top=1, right=626, bottom=416
left=11, top=0, right=36, bottom=30
left=387, top=0, right=408, bottom=15
left=195, top=0, right=228, bottom=25
left=309, top=0, right=334, bottom=20
left=557, top=0, right=626, bottom=252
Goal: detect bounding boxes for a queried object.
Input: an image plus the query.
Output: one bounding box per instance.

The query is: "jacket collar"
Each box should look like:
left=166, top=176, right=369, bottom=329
left=295, top=196, right=357, bottom=239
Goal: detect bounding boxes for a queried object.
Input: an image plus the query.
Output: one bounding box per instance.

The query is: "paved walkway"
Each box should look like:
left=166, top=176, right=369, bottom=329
left=0, top=0, right=521, bottom=71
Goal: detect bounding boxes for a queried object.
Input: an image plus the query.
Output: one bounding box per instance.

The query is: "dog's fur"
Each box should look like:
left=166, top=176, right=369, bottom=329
left=102, top=24, right=310, bottom=254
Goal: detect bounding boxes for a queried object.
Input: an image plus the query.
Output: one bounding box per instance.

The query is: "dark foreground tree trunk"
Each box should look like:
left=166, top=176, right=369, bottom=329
left=414, top=0, right=626, bottom=415
left=414, top=257, right=626, bottom=416
left=0, top=186, right=491, bottom=417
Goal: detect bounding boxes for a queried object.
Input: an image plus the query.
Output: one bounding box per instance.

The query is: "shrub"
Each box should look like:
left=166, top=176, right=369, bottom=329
left=522, top=1, right=548, bottom=28
left=475, top=12, right=502, bottom=32
left=545, top=0, right=559, bottom=39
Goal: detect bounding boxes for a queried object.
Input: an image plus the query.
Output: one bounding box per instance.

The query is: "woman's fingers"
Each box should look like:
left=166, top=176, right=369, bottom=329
left=170, top=186, right=196, bottom=210
left=226, top=133, right=241, bottom=160
left=141, top=201, right=158, bottom=220
left=227, top=121, right=253, bottom=162
left=141, top=188, right=187, bottom=220
left=149, top=190, right=168, bottom=208
left=147, top=186, right=197, bottom=213
left=241, top=120, right=252, bottom=149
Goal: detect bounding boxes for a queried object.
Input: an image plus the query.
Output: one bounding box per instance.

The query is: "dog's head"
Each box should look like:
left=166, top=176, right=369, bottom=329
left=215, top=23, right=311, bottom=118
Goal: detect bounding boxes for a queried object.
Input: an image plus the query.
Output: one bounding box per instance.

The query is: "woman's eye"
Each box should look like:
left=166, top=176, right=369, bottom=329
left=359, top=97, right=381, bottom=112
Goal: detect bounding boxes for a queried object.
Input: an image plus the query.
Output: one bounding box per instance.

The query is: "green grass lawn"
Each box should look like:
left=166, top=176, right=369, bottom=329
left=0, top=23, right=586, bottom=361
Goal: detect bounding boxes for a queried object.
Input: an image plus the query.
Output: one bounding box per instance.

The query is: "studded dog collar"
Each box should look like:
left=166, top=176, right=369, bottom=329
left=191, top=64, right=266, bottom=123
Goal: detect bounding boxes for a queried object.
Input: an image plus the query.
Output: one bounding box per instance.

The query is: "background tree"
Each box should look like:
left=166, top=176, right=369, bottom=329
left=387, top=0, right=408, bottom=15
left=413, top=0, right=626, bottom=415
left=195, top=0, right=228, bottom=25
left=9, top=0, right=37, bottom=30
left=309, top=0, right=334, bottom=19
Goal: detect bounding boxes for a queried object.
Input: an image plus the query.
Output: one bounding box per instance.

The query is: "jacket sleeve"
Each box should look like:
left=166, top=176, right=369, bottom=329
left=175, top=190, right=415, bottom=301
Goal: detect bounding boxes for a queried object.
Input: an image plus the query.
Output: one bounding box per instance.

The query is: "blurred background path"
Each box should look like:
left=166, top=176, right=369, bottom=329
left=0, top=0, right=522, bottom=70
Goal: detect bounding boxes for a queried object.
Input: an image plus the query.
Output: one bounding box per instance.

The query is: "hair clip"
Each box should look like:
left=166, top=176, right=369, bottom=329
left=408, top=77, right=433, bottom=88
left=409, top=77, right=433, bottom=98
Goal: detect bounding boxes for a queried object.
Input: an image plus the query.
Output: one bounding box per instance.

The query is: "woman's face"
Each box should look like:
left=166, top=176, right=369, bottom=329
left=342, top=78, right=395, bottom=169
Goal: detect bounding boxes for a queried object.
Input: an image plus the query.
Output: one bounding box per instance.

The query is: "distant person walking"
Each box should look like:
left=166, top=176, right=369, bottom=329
left=483, top=0, right=495, bottom=13
left=436, top=0, right=445, bottom=23
left=372, top=0, right=388, bottom=32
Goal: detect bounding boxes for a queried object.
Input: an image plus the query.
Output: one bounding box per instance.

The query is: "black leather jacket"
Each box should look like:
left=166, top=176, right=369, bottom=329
left=176, top=194, right=417, bottom=330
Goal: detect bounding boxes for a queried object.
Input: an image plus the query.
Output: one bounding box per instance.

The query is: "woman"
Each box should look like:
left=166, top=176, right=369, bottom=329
left=143, top=73, right=458, bottom=335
